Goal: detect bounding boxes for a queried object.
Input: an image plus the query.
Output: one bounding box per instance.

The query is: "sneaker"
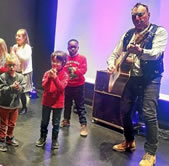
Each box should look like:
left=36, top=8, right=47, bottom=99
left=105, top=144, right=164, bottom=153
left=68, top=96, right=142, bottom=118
left=36, top=137, right=46, bottom=147
left=73, top=105, right=78, bottom=114
left=112, top=140, right=136, bottom=152
left=0, top=141, right=7, bottom=152
left=80, top=125, right=88, bottom=137
left=60, top=120, right=70, bottom=127
left=51, top=140, right=59, bottom=149
left=6, top=136, right=19, bottom=147
left=73, top=109, right=78, bottom=114
left=19, top=108, right=27, bottom=115
left=139, top=153, right=156, bottom=166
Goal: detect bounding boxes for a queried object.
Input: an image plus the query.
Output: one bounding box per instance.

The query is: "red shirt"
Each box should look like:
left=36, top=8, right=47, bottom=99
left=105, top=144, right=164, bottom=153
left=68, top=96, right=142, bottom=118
left=65, top=54, right=87, bottom=87
left=42, top=69, right=69, bottom=108
left=0, top=64, right=8, bottom=74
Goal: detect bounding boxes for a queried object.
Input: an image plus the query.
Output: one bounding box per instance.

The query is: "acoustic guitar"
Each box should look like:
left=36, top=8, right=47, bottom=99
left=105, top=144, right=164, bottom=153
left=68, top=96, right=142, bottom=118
left=108, top=28, right=150, bottom=97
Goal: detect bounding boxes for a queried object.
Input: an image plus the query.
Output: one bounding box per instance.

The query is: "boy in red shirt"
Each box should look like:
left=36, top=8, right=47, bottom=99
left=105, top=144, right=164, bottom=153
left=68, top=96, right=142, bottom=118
left=36, top=51, right=68, bottom=149
left=60, top=39, right=88, bottom=137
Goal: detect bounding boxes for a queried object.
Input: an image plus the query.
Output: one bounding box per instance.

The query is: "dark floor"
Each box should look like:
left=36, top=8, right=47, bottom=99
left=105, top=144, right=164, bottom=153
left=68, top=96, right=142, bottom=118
left=0, top=93, right=169, bottom=166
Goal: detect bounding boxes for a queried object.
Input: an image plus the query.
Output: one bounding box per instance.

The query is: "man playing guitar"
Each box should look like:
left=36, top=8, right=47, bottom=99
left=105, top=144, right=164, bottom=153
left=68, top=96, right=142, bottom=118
left=107, top=3, right=168, bottom=166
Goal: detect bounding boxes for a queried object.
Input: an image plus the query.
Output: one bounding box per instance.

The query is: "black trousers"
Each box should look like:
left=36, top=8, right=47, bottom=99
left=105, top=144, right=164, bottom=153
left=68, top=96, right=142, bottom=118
left=63, top=85, right=87, bottom=125
left=120, top=76, right=161, bottom=155
left=40, top=105, right=62, bottom=140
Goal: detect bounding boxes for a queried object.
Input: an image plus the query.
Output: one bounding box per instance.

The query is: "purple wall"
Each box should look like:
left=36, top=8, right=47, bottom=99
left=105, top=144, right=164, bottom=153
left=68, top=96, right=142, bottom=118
left=54, top=0, right=169, bottom=98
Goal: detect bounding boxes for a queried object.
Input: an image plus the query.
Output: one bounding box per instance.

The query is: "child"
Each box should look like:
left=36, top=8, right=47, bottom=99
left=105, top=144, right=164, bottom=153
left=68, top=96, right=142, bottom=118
left=0, top=54, right=26, bottom=152
left=36, top=51, right=68, bottom=149
left=60, top=39, right=88, bottom=137
left=11, top=29, right=33, bottom=114
left=0, top=38, right=8, bottom=74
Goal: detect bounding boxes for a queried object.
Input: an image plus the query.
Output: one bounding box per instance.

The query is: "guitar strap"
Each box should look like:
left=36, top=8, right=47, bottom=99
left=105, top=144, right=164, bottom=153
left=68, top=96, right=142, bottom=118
left=123, top=24, right=164, bottom=81
left=123, top=24, right=158, bottom=50
left=140, top=24, right=158, bottom=49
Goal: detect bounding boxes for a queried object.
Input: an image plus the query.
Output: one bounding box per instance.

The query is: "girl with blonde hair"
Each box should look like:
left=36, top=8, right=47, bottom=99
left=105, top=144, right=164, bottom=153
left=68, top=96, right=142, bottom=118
left=11, top=29, right=33, bottom=114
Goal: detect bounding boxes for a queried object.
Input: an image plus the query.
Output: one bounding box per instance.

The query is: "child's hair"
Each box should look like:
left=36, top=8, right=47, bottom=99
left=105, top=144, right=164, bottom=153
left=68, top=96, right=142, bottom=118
left=0, top=38, right=8, bottom=56
left=68, top=39, right=79, bottom=45
left=16, top=29, right=30, bottom=45
left=51, top=51, right=67, bottom=67
left=6, top=53, right=18, bottom=65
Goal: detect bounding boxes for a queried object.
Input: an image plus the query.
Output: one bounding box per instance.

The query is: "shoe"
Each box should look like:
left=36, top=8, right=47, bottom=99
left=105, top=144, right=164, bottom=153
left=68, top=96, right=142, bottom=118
left=139, top=153, right=156, bottom=166
left=36, top=137, right=46, bottom=147
left=0, top=141, right=7, bottom=152
left=80, top=125, right=88, bottom=137
left=51, top=140, right=59, bottom=149
left=6, top=136, right=19, bottom=147
left=73, top=105, right=78, bottom=114
left=73, top=109, right=78, bottom=114
left=60, top=120, right=70, bottom=127
left=19, top=108, right=27, bottom=115
left=112, top=140, right=136, bottom=152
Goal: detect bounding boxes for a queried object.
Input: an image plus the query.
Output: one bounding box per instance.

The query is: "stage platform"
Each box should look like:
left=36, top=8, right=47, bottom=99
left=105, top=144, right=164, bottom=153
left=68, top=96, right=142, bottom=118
left=0, top=92, right=169, bottom=166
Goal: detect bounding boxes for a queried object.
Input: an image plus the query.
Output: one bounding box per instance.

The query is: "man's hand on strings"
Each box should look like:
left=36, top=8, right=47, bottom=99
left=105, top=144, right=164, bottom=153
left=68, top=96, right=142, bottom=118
left=127, top=43, right=143, bottom=55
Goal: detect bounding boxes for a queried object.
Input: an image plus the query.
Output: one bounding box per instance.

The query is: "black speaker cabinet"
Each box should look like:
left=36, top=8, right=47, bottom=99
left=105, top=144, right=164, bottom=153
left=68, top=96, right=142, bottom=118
left=95, top=70, right=110, bottom=92
left=92, top=70, right=123, bottom=130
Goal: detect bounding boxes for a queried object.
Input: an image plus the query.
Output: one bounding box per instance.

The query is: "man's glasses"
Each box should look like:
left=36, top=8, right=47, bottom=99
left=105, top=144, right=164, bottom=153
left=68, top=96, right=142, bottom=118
left=132, top=12, right=145, bottom=19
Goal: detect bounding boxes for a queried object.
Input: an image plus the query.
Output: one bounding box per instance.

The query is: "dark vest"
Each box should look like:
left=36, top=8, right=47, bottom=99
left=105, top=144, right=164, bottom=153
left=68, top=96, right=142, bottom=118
left=123, top=24, right=164, bottom=80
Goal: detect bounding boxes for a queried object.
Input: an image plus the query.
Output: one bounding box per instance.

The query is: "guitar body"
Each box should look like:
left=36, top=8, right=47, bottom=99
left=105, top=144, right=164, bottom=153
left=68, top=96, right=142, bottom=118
left=108, top=70, right=130, bottom=98
left=108, top=53, right=132, bottom=97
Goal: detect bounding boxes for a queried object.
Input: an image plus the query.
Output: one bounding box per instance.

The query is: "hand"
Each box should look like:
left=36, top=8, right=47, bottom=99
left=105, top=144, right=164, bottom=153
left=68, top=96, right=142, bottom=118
left=48, top=68, right=57, bottom=78
left=68, top=66, right=76, bottom=74
left=71, top=67, right=76, bottom=73
left=12, top=81, right=20, bottom=90
left=127, top=43, right=143, bottom=55
left=107, top=65, right=116, bottom=74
